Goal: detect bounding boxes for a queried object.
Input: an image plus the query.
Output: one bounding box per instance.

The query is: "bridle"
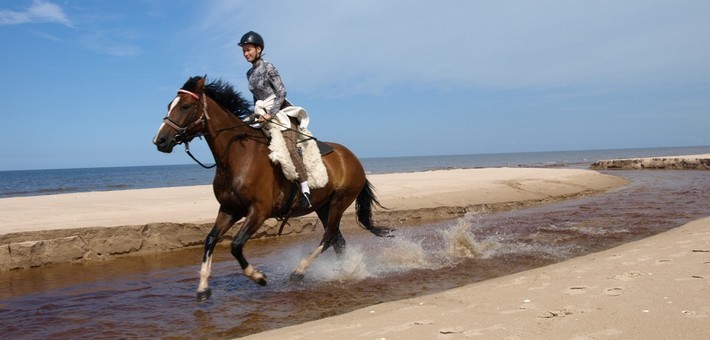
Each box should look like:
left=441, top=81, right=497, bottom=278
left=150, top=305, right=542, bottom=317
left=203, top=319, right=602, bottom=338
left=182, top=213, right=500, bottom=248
left=162, top=89, right=210, bottom=144
left=162, top=89, right=216, bottom=168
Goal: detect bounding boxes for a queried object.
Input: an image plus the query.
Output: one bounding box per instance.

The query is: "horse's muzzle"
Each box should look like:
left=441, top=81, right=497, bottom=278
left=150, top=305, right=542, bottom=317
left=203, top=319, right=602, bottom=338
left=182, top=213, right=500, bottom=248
left=153, top=136, right=175, bottom=153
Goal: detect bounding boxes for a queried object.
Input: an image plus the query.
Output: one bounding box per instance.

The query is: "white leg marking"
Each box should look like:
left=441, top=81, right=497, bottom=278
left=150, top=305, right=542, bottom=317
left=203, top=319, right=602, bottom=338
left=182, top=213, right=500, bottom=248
left=197, top=254, right=213, bottom=292
left=244, top=264, right=266, bottom=284
left=294, top=245, right=325, bottom=275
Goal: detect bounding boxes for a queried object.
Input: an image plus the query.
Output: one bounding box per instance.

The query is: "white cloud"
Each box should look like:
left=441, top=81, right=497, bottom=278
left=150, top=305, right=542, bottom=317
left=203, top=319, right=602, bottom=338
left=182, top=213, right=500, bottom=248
left=0, top=0, right=72, bottom=26
left=191, top=0, right=710, bottom=97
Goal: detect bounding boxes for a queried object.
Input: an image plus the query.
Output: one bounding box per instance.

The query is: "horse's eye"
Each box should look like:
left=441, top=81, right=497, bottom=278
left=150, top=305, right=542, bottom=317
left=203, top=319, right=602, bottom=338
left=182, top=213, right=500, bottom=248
left=181, top=104, right=191, bottom=110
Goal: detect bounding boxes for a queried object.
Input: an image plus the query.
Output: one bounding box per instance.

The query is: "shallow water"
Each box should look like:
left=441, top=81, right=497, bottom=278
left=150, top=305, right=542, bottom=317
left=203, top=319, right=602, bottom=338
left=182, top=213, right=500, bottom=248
left=1, top=170, right=709, bottom=338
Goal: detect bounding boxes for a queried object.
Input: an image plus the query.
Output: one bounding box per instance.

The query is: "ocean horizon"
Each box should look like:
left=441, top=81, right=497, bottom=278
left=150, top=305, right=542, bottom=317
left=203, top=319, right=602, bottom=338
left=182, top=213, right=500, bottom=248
left=1, top=145, right=708, bottom=199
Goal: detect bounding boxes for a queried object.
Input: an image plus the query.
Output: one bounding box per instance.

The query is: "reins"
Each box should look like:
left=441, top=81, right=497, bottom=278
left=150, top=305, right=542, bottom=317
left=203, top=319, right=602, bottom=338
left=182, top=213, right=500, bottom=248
left=184, top=140, right=216, bottom=169
left=164, top=88, right=312, bottom=170
left=261, top=116, right=318, bottom=143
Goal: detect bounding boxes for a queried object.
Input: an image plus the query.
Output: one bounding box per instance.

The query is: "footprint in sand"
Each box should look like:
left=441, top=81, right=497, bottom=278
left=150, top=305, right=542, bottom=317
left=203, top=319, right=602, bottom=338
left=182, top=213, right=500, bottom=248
left=674, top=274, right=706, bottom=282
left=537, top=308, right=575, bottom=319
left=563, top=286, right=588, bottom=295
left=609, top=270, right=645, bottom=281
left=604, top=287, right=623, bottom=296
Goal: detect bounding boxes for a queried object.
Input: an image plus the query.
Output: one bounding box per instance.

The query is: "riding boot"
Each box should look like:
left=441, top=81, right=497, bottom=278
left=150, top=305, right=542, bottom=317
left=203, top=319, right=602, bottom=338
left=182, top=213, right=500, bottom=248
left=300, top=181, right=312, bottom=208
left=300, top=192, right=312, bottom=209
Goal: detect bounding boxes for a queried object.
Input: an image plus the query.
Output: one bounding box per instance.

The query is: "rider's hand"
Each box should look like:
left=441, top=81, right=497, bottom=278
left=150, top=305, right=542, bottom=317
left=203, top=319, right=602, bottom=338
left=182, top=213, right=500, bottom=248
left=257, top=114, right=272, bottom=122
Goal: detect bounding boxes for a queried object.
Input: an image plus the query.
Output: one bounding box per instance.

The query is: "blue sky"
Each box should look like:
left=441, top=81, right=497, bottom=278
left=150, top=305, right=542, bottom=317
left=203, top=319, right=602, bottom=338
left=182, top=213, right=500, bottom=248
left=1, top=0, right=709, bottom=170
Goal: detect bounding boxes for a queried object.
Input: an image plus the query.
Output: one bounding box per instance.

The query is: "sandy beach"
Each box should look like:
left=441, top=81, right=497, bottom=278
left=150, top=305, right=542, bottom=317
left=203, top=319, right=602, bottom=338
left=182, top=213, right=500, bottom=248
left=1, top=164, right=708, bottom=338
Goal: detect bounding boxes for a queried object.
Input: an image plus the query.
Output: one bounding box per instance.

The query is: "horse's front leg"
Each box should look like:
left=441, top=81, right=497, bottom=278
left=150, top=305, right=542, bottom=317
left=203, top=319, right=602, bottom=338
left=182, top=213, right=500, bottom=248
left=231, top=210, right=269, bottom=286
left=197, top=208, right=239, bottom=301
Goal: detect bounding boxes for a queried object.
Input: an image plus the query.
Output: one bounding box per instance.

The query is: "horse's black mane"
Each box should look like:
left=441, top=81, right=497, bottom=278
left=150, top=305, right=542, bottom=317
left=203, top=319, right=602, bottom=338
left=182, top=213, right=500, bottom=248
left=182, top=76, right=251, bottom=117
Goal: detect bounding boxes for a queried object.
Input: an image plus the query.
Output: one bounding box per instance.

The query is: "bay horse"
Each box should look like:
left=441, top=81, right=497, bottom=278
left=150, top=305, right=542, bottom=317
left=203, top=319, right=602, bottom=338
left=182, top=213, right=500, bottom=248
left=153, top=76, right=389, bottom=301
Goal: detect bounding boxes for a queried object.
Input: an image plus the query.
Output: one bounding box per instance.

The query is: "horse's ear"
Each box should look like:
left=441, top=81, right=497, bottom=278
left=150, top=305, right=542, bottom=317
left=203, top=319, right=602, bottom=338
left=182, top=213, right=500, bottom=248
left=196, top=76, right=206, bottom=92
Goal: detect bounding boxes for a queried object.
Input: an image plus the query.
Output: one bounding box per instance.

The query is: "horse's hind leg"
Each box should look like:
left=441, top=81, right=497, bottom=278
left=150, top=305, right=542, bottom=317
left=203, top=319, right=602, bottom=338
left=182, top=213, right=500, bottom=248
left=290, top=206, right=346, bottom=281
left=333, top=231, right=346, bottom=256
left=316, top=206, right=347, bottom=256
left=198, top=209, right=239, bottom=301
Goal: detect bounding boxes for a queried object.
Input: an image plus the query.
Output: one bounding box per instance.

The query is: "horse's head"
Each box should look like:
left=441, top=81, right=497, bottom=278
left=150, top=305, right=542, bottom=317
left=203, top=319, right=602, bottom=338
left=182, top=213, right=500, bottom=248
left=153, top=76, right=209, bottom=153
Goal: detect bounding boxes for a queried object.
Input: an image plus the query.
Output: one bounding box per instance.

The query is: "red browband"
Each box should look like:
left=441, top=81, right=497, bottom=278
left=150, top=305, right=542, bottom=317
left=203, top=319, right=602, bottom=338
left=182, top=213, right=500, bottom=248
left=178, top=89, right=200, bottom=100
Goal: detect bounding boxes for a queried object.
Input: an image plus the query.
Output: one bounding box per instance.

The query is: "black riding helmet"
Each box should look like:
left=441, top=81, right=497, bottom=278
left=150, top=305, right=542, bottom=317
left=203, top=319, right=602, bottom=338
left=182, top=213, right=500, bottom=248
left=238, top=31, right=264, bottom=49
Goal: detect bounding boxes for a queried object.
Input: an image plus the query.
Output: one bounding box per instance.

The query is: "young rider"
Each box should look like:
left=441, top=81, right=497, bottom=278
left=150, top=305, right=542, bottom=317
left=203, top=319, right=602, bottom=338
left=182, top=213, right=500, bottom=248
left=238, top=31, right=312, bottom=208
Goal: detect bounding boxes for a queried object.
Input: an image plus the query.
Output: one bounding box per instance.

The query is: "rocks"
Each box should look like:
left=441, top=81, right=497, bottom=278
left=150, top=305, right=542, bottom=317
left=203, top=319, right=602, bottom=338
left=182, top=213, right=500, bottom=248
left=591, top=156, right=710, bottom=170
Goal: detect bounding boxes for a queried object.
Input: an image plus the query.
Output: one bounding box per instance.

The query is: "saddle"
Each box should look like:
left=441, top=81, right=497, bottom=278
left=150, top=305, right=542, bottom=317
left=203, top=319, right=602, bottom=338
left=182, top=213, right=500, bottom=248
left=262, top=123, right=330, bottom=190
left=315, top=140, right=334, bottom=155
left=240, top=113, right=331, bottom=189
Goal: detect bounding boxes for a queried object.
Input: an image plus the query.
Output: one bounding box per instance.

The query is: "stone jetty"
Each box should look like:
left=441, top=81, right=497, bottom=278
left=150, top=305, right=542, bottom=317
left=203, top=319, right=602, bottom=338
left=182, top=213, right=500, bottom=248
left=591, top=153, right=710, bottom=170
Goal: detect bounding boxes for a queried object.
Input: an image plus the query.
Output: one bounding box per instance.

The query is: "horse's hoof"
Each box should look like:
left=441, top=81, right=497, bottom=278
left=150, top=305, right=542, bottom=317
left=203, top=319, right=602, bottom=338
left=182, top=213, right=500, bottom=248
left=246, top=266, right=268, bottom=286
left=290, top=272, right=305, bottom=282
left=251, top=271, right=267, bottom=286
left=196, top=288, right=212, bottom=301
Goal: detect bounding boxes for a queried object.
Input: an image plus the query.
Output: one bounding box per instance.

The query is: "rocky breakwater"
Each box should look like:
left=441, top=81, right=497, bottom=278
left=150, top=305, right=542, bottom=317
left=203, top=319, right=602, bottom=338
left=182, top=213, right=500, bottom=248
left=591, top=153, right=710, bottom=170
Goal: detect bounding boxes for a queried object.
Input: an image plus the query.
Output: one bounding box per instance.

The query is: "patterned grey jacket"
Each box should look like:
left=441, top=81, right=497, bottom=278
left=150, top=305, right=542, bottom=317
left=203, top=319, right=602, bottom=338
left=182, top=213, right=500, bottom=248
left=247, top=59, right=292, bottom=116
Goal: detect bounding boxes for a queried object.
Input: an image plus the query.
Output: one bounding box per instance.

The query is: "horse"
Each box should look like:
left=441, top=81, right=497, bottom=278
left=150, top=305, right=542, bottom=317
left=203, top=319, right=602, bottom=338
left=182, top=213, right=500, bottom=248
left=153, top=76, right=390, bottom=301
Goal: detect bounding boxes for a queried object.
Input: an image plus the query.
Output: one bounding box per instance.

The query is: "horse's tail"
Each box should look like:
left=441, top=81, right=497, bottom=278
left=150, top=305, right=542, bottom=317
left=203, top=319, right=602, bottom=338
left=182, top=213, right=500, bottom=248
left=355, top=179, right=393, bottom=237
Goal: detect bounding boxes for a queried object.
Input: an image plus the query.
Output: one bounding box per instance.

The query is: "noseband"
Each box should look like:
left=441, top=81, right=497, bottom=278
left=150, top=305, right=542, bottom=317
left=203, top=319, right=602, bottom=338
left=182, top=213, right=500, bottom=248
left=162, top=89, right=210, bottom=144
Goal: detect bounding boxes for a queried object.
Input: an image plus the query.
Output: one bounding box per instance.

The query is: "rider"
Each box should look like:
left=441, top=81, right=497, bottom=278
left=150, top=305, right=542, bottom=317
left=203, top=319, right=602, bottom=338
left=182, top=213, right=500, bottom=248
left=239, top=31, right=312, bottom=208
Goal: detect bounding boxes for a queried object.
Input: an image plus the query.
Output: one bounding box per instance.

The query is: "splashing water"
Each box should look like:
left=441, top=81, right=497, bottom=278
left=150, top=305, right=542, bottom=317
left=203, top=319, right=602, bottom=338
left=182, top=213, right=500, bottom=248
left=305, top=239, right=432, bottom=282
left=440, top=212, right=498, bottom=260
left=301, top=212, right=507, bottom=282
left=278, top=208, right=615, bottom=286
left=309, top=245, right=371, bottom=281
left=374, top=238, right=431, bottom=271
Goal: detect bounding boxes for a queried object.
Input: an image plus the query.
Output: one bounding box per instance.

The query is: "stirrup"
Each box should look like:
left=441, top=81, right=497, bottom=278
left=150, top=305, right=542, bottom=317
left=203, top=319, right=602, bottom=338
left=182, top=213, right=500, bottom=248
left=300, top=192, right=312, bottom=209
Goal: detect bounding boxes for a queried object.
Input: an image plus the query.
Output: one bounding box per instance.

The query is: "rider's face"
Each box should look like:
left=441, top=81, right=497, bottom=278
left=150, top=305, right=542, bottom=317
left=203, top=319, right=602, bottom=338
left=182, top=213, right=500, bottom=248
left=242, top=44, right=261, bottom=63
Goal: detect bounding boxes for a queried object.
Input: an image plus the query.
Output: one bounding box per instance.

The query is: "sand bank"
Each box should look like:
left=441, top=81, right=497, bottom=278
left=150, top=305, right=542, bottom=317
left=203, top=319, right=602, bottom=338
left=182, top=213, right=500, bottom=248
left=0, top=168, right=624, bottom=270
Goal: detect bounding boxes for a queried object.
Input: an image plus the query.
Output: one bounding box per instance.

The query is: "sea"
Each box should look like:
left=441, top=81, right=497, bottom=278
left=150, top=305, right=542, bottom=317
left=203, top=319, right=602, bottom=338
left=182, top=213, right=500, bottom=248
left=1, top=145, right=708, bottom=199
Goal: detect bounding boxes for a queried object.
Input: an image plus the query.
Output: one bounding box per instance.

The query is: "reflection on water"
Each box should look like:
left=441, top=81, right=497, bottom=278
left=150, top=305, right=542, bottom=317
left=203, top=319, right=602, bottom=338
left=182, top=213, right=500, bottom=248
left=1, top=170, right=709, bottom=338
